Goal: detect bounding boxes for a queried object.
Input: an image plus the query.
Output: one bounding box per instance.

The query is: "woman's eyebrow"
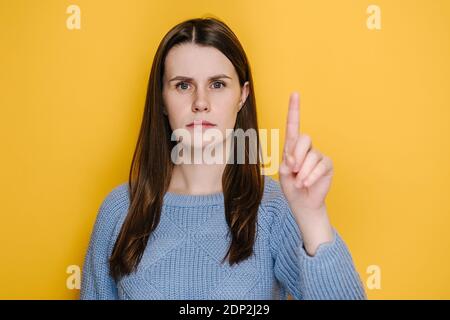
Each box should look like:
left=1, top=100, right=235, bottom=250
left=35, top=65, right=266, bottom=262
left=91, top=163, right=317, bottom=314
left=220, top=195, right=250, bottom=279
left=168, top=74, right=232, bottom=82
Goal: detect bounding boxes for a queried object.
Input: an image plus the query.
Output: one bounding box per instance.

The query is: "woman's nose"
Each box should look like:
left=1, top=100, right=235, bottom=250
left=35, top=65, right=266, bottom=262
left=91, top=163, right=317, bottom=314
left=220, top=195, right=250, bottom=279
left=193, top=103, right=209, bottom=112
left=192, top=90, right=210, bottom=112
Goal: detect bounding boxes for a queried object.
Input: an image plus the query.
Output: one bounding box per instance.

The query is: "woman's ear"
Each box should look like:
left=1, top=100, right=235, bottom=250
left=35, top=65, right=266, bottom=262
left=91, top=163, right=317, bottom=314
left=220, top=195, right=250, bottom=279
left=239, top=81, right=250, bottom=111
left=162, top=105, right=168, bottom=116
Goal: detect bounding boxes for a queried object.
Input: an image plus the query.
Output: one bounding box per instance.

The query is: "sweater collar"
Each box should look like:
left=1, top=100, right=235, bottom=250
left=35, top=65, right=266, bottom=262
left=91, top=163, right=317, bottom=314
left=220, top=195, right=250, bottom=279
left=163, top=190, right=224, bottom=207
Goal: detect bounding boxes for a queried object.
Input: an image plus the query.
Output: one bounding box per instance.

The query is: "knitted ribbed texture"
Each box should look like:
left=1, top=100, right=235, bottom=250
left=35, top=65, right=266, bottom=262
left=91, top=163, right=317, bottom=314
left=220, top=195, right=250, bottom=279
left=80, top=176, right=367, bottom=300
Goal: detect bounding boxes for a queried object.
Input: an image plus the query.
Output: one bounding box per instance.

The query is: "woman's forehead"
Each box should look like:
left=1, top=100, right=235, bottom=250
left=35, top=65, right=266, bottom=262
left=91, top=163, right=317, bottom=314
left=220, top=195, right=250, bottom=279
left=164, top=43, right=236, bottom=80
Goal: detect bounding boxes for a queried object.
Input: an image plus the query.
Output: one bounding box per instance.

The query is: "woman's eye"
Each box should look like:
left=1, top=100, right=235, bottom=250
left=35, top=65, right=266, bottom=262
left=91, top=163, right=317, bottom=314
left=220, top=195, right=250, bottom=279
left=212, top=81, right=225, bottom=89
left=176, top=82, right=190, bottom=90
left=175, top=81, right=225, bottom=90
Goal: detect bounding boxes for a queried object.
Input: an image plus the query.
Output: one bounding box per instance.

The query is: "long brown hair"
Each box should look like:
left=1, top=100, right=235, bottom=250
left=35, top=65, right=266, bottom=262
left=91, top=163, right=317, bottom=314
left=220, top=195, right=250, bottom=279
left=109, top=16, right=265, bottom=281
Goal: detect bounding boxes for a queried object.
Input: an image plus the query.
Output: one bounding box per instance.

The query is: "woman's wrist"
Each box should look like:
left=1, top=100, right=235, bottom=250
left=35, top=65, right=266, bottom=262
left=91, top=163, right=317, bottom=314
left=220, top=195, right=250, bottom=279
left=293, top=204, right=335, bottom=257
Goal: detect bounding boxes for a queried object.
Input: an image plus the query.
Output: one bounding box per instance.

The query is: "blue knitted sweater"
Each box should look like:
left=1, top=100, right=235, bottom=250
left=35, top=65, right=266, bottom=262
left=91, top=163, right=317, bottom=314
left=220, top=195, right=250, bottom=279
left=80, top=175, right=366, bottom=300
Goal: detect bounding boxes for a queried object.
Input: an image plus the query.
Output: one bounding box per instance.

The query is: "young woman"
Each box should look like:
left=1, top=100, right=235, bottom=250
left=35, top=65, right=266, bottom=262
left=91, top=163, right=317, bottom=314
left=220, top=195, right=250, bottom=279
left=80, top=17, right=366, bottom=300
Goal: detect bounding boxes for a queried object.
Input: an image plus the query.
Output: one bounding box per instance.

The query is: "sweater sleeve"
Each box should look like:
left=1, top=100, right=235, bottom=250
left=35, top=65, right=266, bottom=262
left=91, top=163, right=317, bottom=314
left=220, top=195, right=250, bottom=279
left=268, top=195, right=367, bottom=300
left=80, top=184, right=128, bottom=300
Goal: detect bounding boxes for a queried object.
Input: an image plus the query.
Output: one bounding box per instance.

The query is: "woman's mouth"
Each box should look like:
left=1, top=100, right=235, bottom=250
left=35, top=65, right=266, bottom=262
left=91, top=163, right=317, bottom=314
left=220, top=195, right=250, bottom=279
left=186, top=119, right=217, bottom=129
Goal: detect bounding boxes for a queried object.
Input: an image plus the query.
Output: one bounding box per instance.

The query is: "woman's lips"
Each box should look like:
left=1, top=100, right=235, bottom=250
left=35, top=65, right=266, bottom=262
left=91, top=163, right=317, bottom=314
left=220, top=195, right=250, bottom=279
left=186, top=120, right=217, bottom=129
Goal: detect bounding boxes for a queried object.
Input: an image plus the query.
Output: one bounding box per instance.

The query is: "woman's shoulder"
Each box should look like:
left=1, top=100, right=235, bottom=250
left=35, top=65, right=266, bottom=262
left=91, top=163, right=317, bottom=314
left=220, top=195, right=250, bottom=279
left=100, top=178, right=285, bottom=209
left=100, top=182, right=130, bottom=212
left=259, top=175, right=292, bottom=222
left=261, top=175, right=288, bottom=207
left=92, top=182, right=130, bottom=232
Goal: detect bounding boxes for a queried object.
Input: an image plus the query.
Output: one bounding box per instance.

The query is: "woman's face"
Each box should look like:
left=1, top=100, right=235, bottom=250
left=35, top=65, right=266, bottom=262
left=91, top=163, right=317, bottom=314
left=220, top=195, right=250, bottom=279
left=162, top=43, right=249, bottom=151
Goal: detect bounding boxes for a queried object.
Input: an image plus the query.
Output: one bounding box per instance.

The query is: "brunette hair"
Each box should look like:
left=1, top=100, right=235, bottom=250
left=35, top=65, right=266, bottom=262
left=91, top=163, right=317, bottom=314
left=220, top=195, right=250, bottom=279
left=109, top=16, right=264, bottom=281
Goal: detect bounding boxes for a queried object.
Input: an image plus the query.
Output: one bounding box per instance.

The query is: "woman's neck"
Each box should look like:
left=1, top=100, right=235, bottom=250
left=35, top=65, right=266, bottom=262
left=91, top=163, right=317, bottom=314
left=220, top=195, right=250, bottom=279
left=167, top=162, right=226, bottom=195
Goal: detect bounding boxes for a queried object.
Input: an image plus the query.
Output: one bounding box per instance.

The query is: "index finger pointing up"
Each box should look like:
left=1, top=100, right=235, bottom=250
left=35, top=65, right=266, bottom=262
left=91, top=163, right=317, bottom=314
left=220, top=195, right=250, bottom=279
left=284, top=92, right=301, bottom=155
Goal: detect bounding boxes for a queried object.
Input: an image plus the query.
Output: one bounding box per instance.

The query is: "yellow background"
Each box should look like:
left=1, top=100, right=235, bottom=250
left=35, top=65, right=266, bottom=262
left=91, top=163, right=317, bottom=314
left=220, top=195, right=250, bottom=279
left=1, top=0, right=449, bottom=299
